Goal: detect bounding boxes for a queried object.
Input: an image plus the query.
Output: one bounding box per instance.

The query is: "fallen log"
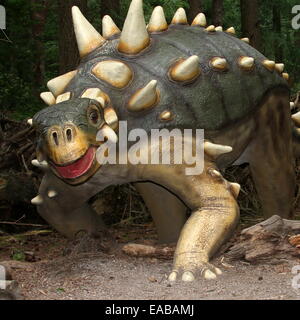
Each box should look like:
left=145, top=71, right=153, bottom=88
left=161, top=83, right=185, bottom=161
left=225, top=215, right=300, bottom=264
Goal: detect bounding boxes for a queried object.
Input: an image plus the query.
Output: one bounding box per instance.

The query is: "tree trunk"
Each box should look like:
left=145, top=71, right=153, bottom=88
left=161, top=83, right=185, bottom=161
left=240, top=0, right=261, bottom=51
left=272, top=4, right=283, bottom=61
left=58, top=0, right=87, bottom=74
left=188, top=0, right=202, bottom=23
left=212, top=0, right=224, bottom=26
left=30, top=0, right=50, bottom=93
left=100, top=0, right=120, bottom=26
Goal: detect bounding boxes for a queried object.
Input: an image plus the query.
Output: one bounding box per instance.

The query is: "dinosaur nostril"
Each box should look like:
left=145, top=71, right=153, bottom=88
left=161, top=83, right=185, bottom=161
left=52, top=132, right=59, bottom=146
left=66, top=128, right=72, bottom=142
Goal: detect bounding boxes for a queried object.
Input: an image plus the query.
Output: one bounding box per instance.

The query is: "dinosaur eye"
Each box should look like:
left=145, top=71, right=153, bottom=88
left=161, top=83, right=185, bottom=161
left=87, top=105, right=101, bottom=127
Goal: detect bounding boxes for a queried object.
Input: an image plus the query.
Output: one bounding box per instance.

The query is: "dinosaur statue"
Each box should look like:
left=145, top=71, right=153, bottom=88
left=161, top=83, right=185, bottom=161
left=28, top=0, right=298, bottom=282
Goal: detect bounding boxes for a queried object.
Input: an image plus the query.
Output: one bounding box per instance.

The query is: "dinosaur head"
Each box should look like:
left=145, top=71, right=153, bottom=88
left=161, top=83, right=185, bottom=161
left=32, top=98, right=117, bottom=185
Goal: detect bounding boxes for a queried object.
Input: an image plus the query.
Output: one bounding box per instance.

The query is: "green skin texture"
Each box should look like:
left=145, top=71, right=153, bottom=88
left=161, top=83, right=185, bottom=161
left=32, top=25, right=295, bottom=281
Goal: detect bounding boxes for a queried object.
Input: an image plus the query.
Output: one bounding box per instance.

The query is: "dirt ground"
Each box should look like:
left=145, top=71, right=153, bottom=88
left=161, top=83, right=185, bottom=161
left=1, top=225, right=300, bottom=301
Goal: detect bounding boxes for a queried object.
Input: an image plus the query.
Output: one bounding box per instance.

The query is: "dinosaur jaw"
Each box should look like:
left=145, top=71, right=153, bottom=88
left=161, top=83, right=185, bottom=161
left=49, top=147, right=100, bottom=185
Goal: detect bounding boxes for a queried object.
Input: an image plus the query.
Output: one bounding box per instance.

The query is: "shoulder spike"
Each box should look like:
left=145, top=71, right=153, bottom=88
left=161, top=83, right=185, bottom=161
left=56, top=92, right=71, bottom=104
left=72, top=6, right=105, bottom=58
left=262, top=60, right=275, bottom=72
left=118, top=0, right=150, bottom=55
left=128, top=80, right=158, bottom=112
left=215, top=26, right=223, bottom=32
left=171, top=8, right=188, bottom=25
left=81, top=88, right=106, bottom=108
left=31, top=195, right=43, bottom=205
left=170, top=56, right=200, bottom=82
left=210, top=57, right=228, bottom=71
left=148, top=6, right=168, bottom=33
left=241, top=37, right=250, bottom=44
left=40, top=92, right=56, bottom=106
left=282, top=73, right=289, bottom=81
left=92, top=60, right=133, bottom=89
left=104, top=107, right=119, bottom=131
left=230, top=183, right=241, bottom=198
left=206, top=25, right=216, bottom=32
left=98, top=124, right=118, bottom=144
left=238, top=56, right=254, bottom=71
left=226, top=27, right=235, bottom=34
left=290, top=102, right=295, bottom=110
left=191, top=13, right=207, bottom=27
left=27, top=119, right=33, bottom=126
left=47, top=70, right=77, bottom=97
left=102, top=15, right=121, bottom=39
left=204, top=141, right=232, bottom=158
left=275, top=63, right=284, bottom=73
left=292, top=112, right=300, bottom=126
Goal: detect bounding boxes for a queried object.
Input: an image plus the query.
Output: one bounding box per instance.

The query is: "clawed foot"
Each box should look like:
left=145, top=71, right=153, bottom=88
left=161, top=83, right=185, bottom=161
left=168, top=262, right=222, bottom=282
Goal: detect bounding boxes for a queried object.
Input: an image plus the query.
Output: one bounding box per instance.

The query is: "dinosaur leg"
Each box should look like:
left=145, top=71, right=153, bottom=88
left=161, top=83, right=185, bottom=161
left=140, top=150, right=240, bottom=281
left=248, top=94, right=295, bottom=219
left=35, top=172, right=105, bottom=238
left=134, top=182, right=187, bottom=243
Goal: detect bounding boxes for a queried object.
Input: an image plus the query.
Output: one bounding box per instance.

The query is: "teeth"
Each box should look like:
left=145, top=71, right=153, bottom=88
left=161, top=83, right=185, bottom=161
left=169, top=55, right=201, bottom=82
left=47, top=70, right=77, bottom=97
left=171, top=8, right=188, bottom=25
left=230, top=182, right=241, bottom=198
left=118, top=0, right=150, bottom=55
left=92, top=60, right=133, bottom=89
left=275, top=63, right=284, bottom=73
left=226, top=27, right=235, bottom=34
left=72, top=6, right=105, bottom=58
left=241, top=37, right=250, bottom=44
left=56, top=92, right=71, bottom=104
left=206, top=25, right=216, bottom=32
left=128, top=80, right=159, bottom=112
left=215, top=26, right=223, bottom=32
left=40, top=92, right=56, bottom=106
left=210, top=57, right=228, bottom=71
left=238, top=56, right=255, bottom=71
left=262, top=60, right=275, bottom=72
left=27, top=119, right=33, bottom=126
left=81, top=88, right=106, bottom=108
left=148, top=6, right=168, bottom=33
left=192, top=13, right=207, bottom=27
left=204, top=141, right=232, bottom=158
left=102, top=15, right=120, bottom=39
left=48, top=190, right=58, bottom=198
left=104, top=107, right=119, bottom=131
left=31, top=195, right=43, bottom=205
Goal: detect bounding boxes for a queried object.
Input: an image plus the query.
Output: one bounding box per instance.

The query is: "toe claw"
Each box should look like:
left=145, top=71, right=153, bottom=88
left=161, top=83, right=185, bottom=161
left=203, top=269, right=217, bottom=280
left=168, top=271, right=178, bottom=282
left=215, top=267, right=222, bottom=275
left=182, top=271, right=195, bottom=282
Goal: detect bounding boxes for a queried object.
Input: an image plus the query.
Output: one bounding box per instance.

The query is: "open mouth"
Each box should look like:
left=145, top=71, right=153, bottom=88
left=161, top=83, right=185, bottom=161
left=52, top=147, right=96, bottom=180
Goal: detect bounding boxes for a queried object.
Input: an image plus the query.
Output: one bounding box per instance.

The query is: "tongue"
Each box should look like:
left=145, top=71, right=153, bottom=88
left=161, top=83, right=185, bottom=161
left=54, top=148, right=95, bottom=179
